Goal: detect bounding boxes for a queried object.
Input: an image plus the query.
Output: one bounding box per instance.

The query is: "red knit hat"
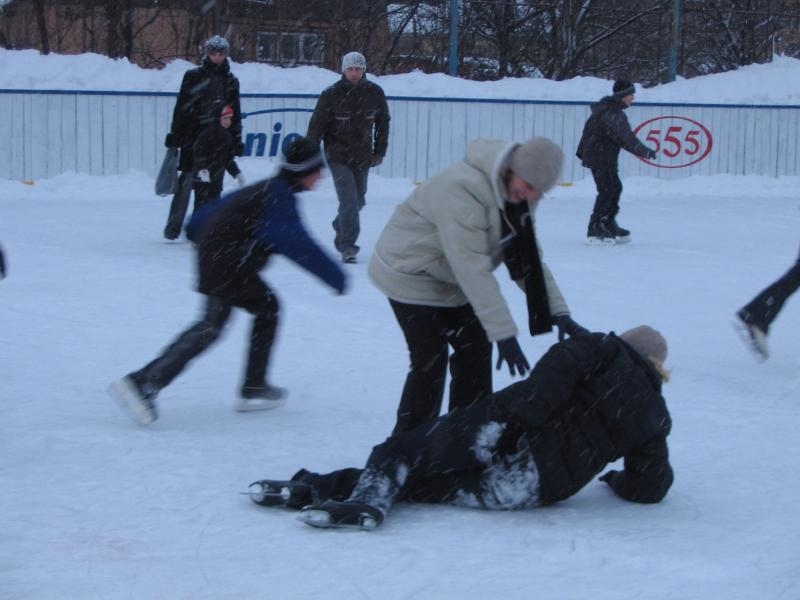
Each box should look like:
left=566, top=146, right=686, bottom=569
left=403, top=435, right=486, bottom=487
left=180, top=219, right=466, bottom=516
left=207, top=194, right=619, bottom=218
left=220, top=105, right=234, bottom=119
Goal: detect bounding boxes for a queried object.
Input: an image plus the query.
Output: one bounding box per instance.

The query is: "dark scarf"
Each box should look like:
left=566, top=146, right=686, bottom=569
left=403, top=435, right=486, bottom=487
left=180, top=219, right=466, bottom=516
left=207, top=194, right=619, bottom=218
left=501, top=201, right=552, bottom=335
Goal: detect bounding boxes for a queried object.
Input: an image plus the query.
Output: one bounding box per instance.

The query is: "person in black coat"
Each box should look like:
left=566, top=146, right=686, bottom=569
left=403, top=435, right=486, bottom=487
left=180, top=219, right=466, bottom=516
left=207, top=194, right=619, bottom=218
left=248, top=325, right=674, bottom=530
left=192, top=104, right=245, bottom=210
left=163, top=35, right=243, bottom=240
left=307, top=51, right=390, bottom=263
left=108, top=137, right=347, bottom=426
left=576, top=79, right=657, bottom=245
left=735, top=244, right=800, bottom=360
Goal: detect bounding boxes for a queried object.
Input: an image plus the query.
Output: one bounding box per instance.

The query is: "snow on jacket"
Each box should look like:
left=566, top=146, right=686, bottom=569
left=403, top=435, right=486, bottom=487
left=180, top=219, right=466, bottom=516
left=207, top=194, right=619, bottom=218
left=490, top=332, right=673, bottom=505
left=306, top=75, right=390, bottom=168
left=576, top=96, right=653, bottom=170
left=170, top=57, right=242, bottom=171
left=186, top=176, right=346, bottom=299
left=368, top=139, right=569, bottom=342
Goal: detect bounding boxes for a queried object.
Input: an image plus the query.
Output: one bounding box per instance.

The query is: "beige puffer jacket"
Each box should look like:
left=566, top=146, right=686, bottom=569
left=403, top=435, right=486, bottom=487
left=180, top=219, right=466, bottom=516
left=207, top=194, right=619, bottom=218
left=368, top=139, right=569, bottom=342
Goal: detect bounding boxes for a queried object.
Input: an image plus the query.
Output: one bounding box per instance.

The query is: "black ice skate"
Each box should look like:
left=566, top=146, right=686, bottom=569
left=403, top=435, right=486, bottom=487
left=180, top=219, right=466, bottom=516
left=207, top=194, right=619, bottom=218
left=298, top=500, right=384, bottom=531
left=246, top=479, right=314, bottom=508
left=107, top=375, right=158, bottom=426
left=236, top=384, right=287, bottom=412
left=733, top=312, right=769, bottom=361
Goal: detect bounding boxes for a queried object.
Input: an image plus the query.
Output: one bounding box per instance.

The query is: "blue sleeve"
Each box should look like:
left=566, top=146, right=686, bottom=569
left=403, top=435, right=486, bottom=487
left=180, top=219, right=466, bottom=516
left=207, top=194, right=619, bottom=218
left=258, top=195, right=347, bottom=293
left=185, top=192, right=228, bottom=243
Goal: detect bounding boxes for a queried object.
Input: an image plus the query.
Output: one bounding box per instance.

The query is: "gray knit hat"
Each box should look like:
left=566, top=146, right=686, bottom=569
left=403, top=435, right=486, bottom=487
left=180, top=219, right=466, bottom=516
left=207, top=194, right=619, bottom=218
left=620, top=325, right=667, bottom=365
left=205, top=35, right=229, bottom=56
left=341, top=51, right=366, bottom=72
left=509, top=138, right=564, bottom=193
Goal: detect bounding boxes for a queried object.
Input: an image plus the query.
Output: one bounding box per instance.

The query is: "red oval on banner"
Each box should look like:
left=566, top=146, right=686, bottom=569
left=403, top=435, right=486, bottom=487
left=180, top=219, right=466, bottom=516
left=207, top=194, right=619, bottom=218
left=633, top=116, right=713, bottom=168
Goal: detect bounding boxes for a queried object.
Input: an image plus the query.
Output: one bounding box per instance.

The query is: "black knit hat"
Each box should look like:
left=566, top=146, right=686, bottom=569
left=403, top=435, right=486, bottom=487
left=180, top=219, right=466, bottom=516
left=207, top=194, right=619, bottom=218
left=280, top=136, right=324, bottom=179
left=613, top=79, right=635, bottom=97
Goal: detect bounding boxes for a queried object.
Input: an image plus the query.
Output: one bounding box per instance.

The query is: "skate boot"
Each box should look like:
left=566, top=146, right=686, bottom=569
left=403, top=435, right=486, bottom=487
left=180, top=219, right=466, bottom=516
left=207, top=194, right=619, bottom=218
left=108, top=375, right=158, bottom=426
left=733, top=310, right=769, bottom=361
left=611, top=219, right=631, bottom=244
left=246, top=479, right=314, bottom=508
left=298, top=500, right=384, bottom=531
left=586, top=217, right=616, bottom=246
left=236, top=383, right=287, bottom=412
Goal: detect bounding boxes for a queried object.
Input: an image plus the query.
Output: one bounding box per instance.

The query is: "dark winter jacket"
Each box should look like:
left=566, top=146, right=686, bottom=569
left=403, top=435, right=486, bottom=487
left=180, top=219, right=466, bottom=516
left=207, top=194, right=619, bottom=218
left=576, top=96, right=654, bottom=171
left=491, top=332, right=673, bottom=505
left=169, top=57, right=242, bottom=171
left=185, top=176, right=347, bottom=299
left=192, top=121, right=241, bottom=185
left=307, top=75, right=390, bottom=168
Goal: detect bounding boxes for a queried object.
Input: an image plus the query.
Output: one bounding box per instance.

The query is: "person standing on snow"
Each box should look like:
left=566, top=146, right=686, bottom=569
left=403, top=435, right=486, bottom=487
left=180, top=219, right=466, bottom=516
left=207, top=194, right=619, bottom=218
left=735, top=244, right=800, bottom=360
left=192, top=104, right=246, bottom=209
left=368, top=137, right=586, bottom=435
left=108, top=138, right=347, bottom=426
left=307, top=51, right=390, bottom=264
left=163, top=35, right=243, bottom=240
left=247, top=325, right=673, bottom=531
left=576, top=79, right=657, bottom=245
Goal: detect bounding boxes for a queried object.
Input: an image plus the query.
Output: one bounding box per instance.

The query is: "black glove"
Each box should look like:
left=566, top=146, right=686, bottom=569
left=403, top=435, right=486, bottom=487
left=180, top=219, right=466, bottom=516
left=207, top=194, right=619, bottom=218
left=495, top=337, right=530, bottom=376
left=165, top=133, right=179, bottom=148
left=0, top=246, right=6, bottom=279
left=553, top=315, right=589, bottom=342
left=647, top=148, right=657, bottom=160
left=234, top=141, right=245, bottom=156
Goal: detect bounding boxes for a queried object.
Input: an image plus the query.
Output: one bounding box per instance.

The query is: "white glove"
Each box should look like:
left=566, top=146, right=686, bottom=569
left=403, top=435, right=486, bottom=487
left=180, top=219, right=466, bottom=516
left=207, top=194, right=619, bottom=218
left=197, top=169, right=210, bottom=183
left=236, top=173, right=246, bottom=187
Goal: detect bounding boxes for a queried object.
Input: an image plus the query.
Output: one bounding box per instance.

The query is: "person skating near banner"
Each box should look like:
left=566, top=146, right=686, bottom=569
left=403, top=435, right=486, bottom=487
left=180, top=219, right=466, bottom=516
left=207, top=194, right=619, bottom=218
left=576, top=79, right=657, bottom=245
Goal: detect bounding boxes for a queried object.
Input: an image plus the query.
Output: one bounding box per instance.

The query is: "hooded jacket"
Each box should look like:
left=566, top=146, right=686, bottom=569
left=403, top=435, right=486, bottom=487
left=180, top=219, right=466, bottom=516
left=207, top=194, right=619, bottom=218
left=576, top=95, right=653, bottom=170
left=491, top=332, right=673, bottom=505
left=307, top=74, right=390, bottom=168
left=368, top=139, right=569, bottom=342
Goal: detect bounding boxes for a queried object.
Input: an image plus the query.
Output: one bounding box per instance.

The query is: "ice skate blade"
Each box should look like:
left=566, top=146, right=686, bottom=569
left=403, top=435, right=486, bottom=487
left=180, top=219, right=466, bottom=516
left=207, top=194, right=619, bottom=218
left=297, top=510, right=378, bottom=531
left=244, top=482, right=291, bottom=506
left=586, top=236, right=616, bottom=246
left=732, top=318, right=768, bottom=362
left=235, top=397, right=286, bottom=412
left=107, top=378, right=157, bottom=426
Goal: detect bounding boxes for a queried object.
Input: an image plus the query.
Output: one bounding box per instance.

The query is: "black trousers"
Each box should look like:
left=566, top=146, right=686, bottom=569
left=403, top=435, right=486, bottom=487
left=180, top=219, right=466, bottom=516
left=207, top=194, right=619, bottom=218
left=740, top=247, right=800, bottom=331
left=132, top=283, right=279, bottom=392
left=389, top=299, right=493, bottom=435
left=192, top=176, right=224, bottom=212
left=589, top=165, right=623, bottom=225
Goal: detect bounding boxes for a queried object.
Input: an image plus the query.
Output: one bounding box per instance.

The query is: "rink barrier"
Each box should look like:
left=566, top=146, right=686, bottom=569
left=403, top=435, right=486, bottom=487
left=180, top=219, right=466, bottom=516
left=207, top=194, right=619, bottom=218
left=1, top=89, right=798, bottom=182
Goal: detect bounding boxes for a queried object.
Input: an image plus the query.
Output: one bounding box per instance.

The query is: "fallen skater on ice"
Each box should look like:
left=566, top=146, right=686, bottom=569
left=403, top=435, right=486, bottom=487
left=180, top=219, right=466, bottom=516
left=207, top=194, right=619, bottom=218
left=247, top=326, right=674, bottom=530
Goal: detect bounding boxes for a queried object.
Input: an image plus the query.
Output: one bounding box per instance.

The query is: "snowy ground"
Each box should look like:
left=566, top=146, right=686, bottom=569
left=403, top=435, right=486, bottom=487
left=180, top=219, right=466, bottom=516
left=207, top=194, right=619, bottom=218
left=1, top=161, right=799, bottom=599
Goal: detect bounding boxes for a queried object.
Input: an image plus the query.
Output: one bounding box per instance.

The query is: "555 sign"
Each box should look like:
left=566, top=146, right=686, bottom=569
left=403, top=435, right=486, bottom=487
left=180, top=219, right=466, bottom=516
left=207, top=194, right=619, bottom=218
left=634, top=116, right=713, bottom=169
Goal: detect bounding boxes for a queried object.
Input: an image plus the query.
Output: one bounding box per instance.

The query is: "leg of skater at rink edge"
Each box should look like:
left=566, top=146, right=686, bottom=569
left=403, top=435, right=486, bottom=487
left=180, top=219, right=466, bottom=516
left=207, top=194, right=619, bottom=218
left=736, top=251, right=800, bottom=359
left=389, top=300, right=450, bottom=435
left=164, top=170, right=194, bottom=240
